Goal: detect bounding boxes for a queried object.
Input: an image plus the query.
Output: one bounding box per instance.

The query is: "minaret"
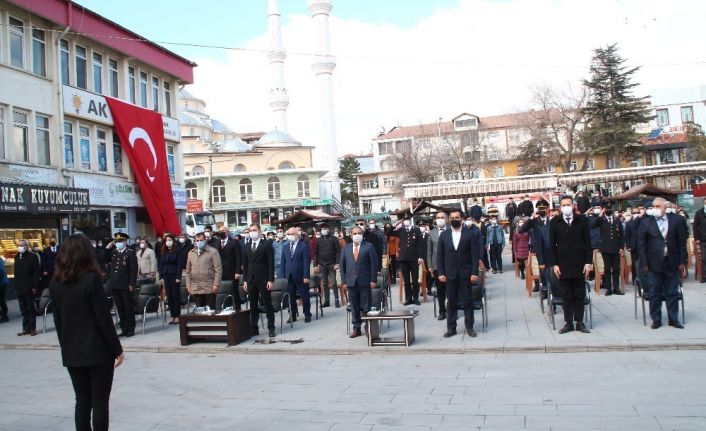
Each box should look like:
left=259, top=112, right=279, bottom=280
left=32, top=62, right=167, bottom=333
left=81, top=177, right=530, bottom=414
left=268, top=0, right=289, bottom=132
left=308, top=0, right=341, bottom=201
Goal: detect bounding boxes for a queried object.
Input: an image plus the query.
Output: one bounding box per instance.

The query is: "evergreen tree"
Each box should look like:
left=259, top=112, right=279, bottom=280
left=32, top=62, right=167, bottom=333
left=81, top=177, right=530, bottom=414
left=685, top=122, right=706, bottom=161
left=338, top=156, right=361, bottom=206
left=582, top=43, right=654, bottom=162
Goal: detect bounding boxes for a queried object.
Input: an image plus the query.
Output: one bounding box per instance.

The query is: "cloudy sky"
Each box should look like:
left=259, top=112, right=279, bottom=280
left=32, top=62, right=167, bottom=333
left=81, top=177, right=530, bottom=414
left=78, top=0, right=706, bottom=161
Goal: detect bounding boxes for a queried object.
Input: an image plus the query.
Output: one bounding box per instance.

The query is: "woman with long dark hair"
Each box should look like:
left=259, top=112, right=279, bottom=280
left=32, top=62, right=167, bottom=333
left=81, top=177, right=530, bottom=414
left=159, top=234, right=184, bottom=324
left=50, top=234, right=124, bottom=431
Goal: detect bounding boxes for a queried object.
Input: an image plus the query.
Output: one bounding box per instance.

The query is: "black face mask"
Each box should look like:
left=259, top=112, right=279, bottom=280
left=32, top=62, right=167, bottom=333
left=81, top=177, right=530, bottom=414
left=50, top=241, right=56, bottom=246
left=219, top=232, right=227, bottom=239
left=605, top=210, right=613, bottom=216
left=538, top=211, right=546, bottom=217
left=450, top=220, right=462, bottom=229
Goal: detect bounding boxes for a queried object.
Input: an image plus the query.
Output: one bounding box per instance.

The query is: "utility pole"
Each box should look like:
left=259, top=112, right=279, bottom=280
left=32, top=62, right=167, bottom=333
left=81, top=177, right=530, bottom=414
left=207, top=155, right=213, bottom=210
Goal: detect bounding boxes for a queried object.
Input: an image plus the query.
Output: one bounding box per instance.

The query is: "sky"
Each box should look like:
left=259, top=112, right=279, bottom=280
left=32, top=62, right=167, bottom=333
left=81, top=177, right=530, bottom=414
left=75, top=0, right=706, bottom=162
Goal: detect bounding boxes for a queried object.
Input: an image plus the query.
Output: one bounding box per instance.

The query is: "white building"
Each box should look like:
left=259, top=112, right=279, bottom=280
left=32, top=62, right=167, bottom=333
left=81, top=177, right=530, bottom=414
left=650, top=85, right=706, bottom=132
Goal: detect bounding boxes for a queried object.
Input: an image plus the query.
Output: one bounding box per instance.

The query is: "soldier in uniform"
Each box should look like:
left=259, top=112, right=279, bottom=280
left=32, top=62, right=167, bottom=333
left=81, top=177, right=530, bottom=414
left=597, top=204, right=625, bottom=295
left=106, top=233, right=138, bottom=337
left=386, top=214, right=425, bottom=305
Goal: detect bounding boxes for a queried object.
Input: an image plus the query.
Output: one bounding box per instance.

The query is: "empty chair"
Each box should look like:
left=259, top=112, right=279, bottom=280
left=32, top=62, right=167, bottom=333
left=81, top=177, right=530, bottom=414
left=39, top=288, right=53, bottom=334
left=471, top=279, right=488, bottom=332
left=215, top=280, right=234, bottom=311
left=308, top=274, right=323, bottom=319
left=260, top=278, right=291, bottom=334
left=134, top=282, right=164, bottom=334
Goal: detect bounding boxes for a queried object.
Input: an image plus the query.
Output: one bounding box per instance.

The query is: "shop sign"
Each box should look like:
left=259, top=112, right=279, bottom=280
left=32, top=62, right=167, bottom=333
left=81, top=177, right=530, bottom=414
left=0, top=182, right=90, bottom=213
left=187, top=199, right=203, bottom=213
left=0, top=164, right=59, bottom=184
left=301, top=198, right=333, bottom=207
left=62, top=85, right=181, bottom=142
left=73, top=175, right=187, bottom=209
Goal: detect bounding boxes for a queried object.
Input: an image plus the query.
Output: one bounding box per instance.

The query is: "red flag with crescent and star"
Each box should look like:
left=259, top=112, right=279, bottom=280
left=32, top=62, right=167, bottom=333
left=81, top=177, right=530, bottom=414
left=105, top=97, right=181, bottom=236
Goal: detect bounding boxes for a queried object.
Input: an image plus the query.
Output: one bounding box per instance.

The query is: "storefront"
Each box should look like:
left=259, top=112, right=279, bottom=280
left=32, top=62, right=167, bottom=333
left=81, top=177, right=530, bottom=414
left=0, top=182, right=90, bottom=278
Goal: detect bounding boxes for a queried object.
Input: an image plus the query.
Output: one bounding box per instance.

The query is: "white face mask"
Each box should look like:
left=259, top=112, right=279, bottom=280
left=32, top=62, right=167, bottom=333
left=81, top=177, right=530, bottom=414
left=139, top=243, right=146, bottom=249
left=166, top=240, right=174, bottom=247
left=465, top=220, right=473, bottom=227
left=592, top=208, right=600, bottom=215
left=286, top=234, right=297, bottom=243
left=403, top=220, right=411, bottom=227
left=17, top=246, right=26, bottom=254
left=315, top=234, right=321, bottom=239
left=624, top=216, right=632, bottom=222
left=249, top=231, right=260, bottom=240
left=352, top=234, right=363, bottom=244
left=666, top=208, right=676, bottom=214
left=205, top=232, right=212, bottom=238
left=178, top=237, right=186, bottom=244
left=321, top=229, right=329, bottom=236
left=648, top=208, right=663, bottom=217
left=435, top=219, right=446, bottom=228
left=368, top=223, right=375, bottom=229
left=561, top=205, right=574, bottom=217
left=277, top=231, right=284, bottom=239
left=491, top=219, right=497, bottom=225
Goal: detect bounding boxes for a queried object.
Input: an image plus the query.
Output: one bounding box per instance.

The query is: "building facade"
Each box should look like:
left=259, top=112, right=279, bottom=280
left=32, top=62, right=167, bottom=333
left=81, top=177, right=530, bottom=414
left=0, top=0, right=195, bottom=275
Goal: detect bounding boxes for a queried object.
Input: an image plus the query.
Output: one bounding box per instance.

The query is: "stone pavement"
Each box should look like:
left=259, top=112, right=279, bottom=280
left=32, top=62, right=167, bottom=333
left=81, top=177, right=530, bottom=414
left=1, top=256, right=705, bottom=354
left=1, top=349, right=706, bottom=430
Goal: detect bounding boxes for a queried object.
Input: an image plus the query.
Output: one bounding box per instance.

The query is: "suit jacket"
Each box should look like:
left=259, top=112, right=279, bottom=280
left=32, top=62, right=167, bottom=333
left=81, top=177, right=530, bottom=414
left=41, top=246, right=59, bottom=275
left=218, top=238, right=242, bottom=280
left=437, top=226, right=481, bottom=280
left=597, top=215, right=624, bottom=254
left=427, top=226, right=448, bottom=270
left=339, top=241, right=377, bottom=287
left=693, top=208, right=706, bottom=242
left=280, top=240, right=311, bottom=281
left=505, top=202, right=517, bottom=221
left=549, top=214, right=592, bottom=279
left=13, top=251, right=40, bottom=295
left=50, top=272, right=123, bottom=367
left=242, top=239, right=274, bottom=286
left=106, top=248, right=138, bottom=291
left=637, top=213, right=687, bottom=273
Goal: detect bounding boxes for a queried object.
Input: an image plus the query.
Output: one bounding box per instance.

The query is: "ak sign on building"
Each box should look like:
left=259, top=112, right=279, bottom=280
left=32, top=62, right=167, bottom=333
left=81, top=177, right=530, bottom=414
left=0, top=183, right=90, bottom=213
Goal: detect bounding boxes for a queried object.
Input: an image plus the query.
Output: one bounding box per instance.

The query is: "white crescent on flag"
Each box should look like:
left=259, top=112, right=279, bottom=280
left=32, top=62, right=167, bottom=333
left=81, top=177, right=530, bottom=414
left=128, top=127, right=158, bottom=182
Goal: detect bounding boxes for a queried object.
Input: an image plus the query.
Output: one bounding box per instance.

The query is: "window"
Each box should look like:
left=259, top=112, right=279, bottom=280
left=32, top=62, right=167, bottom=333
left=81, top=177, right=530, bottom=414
left=454, top=118, right=477, bottom=129
left=0, top=107, right=5, bottom=159
left=108, top=59, right=118, bottom=97
left=491, top=166, right=505, bottom=178
left=656, top=109, right=669, bottom=127
left=63, top=121, right=74, bottom=168
left=396, top=140, right=411, bottom=153
left=60, top=39, right=70, bottom=85
left=128, top=67, right=136, bottom=104
left=92, top=53, right=103, bottom=93
left=192, top=165, right=205, bottom=176
left=607, top=157, right=618, bottom=169
left=569, top=160, right=578, bottom=171
left=545, top=165, right=556, bottom=173
left=163, top=81, right=171, bottom=116
left=378, top=141, right=394, bottom=155
left=9, top=17, right=24, bottom=68
left=212, top=180, right=226, bottom=203
left=152, top=77, right=160, bottom=111
left=227, top=210, right=248, bottom=226
left=75, top=45, right=87, bottom=89
left=31, top=28, right=46, bottom=76
left=268, top=177, right=281, bottom=200
left=278, top=161, right=294, bottom=169
left=189, top=127, right=195, bottom=136
left=139, top=72, right=148, bottom=108
left=186, top=182, right=198, bottom=199
left=36, top=115, right=50, bottom=165
left=586, top=159, right=595, bottom=170
left=239, top=178, right=253, bottom=201
left=97, top=130, right=107, bottom=172
left=79, top=125, right=90, bottom=169
left=383, top=177, right=396, bottom=188
left=488, top=132, right=500, bottom=145
left=112, top=132, right=122, bottom=175
left=234, top=163, right=246, bottom=172
left=13, top=110, right=28, bottom=162
left=362, top=178, right=378, bottom=189
left=167, top=145, right=175, bottom=180
left=297, top=175, right=310, bottom=197
left=681, top=106, right=694, bottom=124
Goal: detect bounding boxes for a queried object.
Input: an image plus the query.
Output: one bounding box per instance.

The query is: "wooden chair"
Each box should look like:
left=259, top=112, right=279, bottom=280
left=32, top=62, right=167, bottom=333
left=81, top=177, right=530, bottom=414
left=692, top=239, right=702, bottom=282
left=593, top=250, right=605, bottom=293
left=397, top=264, right=429, bottom=303
left=524, top=253, right=539, bottom=297
left=621, top=249, right=632, bottom=288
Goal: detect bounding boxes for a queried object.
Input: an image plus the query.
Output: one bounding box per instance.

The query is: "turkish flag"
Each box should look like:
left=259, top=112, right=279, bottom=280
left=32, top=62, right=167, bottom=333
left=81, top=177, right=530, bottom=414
left=105, top=97, right=181, bottom=236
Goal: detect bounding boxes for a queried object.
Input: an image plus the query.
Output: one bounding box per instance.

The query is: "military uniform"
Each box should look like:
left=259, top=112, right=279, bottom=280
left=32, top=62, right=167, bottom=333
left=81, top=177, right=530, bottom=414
left=107, top=233, right=138, bottom=336
left=386, top=217, right=425, bottom=305
left=598, top=213, right=624, bottom=295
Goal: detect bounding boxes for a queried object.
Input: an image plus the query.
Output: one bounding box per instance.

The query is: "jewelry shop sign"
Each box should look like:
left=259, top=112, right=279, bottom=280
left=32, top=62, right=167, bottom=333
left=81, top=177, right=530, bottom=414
left=0, top=183, right=90, bottom=213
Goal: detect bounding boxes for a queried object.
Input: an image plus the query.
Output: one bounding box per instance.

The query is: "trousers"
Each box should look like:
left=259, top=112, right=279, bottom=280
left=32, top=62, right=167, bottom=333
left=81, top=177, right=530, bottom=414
left=67, top=362, right=115, bottom=431
left=318, top=263, right=339, bottom=302
left=17, top=294, right=36, bottom=332
left=559, top=277, right=586, bottom=325
left=247, top=280, right=274, bottom=331
left=399, top=261, right=419, bottom=302
left=446, top=277, right=474, bottom=331
left=287, top=275, right=311, bottom=318
left=601, top=252, right=621, bottom=292
left=489, top=244, right=503, bottom=271
left=348, top=282, right=370, bottom=330
left=162, top=276, right=181, bottom=318
left=432, top=269, right=446, bottom=314
left=646, top=258, right=681, bottom=323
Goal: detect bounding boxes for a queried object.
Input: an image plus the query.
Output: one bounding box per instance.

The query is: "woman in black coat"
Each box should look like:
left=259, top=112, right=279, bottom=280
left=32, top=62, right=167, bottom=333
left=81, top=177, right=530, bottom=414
left=50, top=234, right=124, bottom=431
left=159, top=234, right=184, bottom=324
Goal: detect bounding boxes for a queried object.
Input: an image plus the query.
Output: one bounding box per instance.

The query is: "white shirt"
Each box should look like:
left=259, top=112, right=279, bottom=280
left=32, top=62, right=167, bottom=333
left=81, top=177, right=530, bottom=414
left=451, top=227, right=462, bottom=250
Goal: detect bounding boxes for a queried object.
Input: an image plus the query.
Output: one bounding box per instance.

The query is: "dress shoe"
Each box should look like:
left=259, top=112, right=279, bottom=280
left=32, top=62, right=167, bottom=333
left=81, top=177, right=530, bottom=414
left=520, top=272, right=525, bottom=280
left=605, top=290, right=612, bottom=296
left=467, top=328, right=478, bottom=337
left=268, top=329, right=276, bottom=337
left=304, top=316, right=312, bottom=323
left=701, top=279, right=706, bottom=284
left=335, top=299, right=340, bottom=308
left=350, top=329, right=362, bottom=338
left=251, top=329, right=260, bottom=336
left=322, top=301, right=330, bottom=308
left=499, top=270, right=503, bottom=274
left=532, top=285, right=540, bottom=293
left=403, top=301, right=412, bottom=306
left=118, top=332, right=127, bottom=337
left=437, top=313, right=446, bottom=321
left=286, top=316, right=297, bottom=324
left=443, top=330, right=457, bottom=338
left=17, top=331, right=28, bottom=336
left=125, top=331, right=135, bottom=337
left=650, top=321, right=661, bottom=330
left=668, top=320, right=684, bottom=329
left=492, top=270, right=497, bottom=274
left=29, top=330, right=37, bottom=336
left=613, top=290, right=625, bottom=296
left=575, top=322, right=590, bottom=333
left=558, top=323, right=574, bottom=334
left=413, top=300, right=421, bottom=306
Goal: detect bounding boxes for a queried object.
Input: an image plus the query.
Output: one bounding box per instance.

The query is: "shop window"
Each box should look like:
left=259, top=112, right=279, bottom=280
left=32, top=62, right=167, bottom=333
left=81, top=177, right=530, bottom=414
left=0, top=227, right=58, bottom=278
left=108, top=59, right=118, bottom=97
left=9, top=17, right=24, bottom=69
left=268, top=176, right=281, bottom=200
left=167, top=145, right=175, bottom=180
left=297, top=175, right=310, bottom=197
left=128, top=67, right=136, bottom=104
left=79, top=125, right=90, bottom=170
left=113, top=211, right=127, bottom=229
left=63, top=121, right=74, bottom=168
left=13, top=110, right=29, bottom=162
left=32, top=28, right=46, bottom=77
left=93, top=52, right=103, bottom=93
left=186, top=182, right=198, bottom=199
left=97, top=130, right=107, bottom=172
left=36, top=114, right=50, bottom=165
left=75, top=45, right=87, bottom=89
left=239, top=178, right=253, bottom=201
left=212, top=179, right=226, bottom=203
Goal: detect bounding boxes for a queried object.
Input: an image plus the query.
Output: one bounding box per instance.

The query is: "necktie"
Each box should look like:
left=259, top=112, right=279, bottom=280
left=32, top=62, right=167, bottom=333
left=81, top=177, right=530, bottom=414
left=221, top=240, right=226, bottom=249
left=290, top=242, right=296, bottom=258
left=565, top=217, right=572, bottom=225
left=251, top=241, right=257, bottom=251
left=353, top=244, right=359, bottom=261
left=658, top=217, right=667, bottom=238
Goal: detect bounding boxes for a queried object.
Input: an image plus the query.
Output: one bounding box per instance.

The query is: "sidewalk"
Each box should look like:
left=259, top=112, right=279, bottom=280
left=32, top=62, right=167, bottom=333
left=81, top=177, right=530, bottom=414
left=1, top=257, right=705, bottom=355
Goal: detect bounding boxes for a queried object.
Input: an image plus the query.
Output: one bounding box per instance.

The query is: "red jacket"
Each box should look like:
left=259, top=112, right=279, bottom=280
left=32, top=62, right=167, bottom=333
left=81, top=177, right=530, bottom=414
left=513, top=231, right=530, bottom=260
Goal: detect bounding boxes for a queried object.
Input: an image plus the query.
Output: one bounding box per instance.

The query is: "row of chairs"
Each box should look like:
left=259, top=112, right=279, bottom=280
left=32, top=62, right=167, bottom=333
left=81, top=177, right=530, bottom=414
left=429, top=270, right=489, bottom=332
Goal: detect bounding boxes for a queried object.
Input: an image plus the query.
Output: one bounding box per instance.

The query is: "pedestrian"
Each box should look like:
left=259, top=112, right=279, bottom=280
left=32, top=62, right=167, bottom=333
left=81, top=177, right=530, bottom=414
left=385, top=223, right=399, bottom=284
left=280, top=226, right=312, bottom=323
left=203, top=226, right=219, bottom=249
left=177, top=233, right=192, bottom=275
left=367, top=218, right=387, bottom=271
left=0, top=257, right=8, bottom=323
left=427, top=211, right=448, bottom=321
left=575, top=190, right=591, bottom=215
left=520, top=204, right=551, bottom=295
left=105, top=233, right=137, bottom=337
left=597, top=205, right=625, bottom=296
left=693, top=197, right=706, bottom=283
left=242, top=223, right=276, bottom=337
left=637, top=198, right=687, bottom=329
left=549, top=195, right=593, bottom=334
left=339, top=225, right=377, bottom=338
left=513, top=220, right=530, bottom=279
left=217, top=225, right=242, bottom=309
left=313, top=223, right=341, bottom=308
left=136, top=238, right=158, bottom=284
left=517, top=194, right=534, bottom=218
left=272, top=226, right=288, bottom=279
left=469, top=199, right=483, bottom=221
left=185, top=232, right=222, bottom=310
left=159, top=235, right=184, bottom=325
left=14, top=239, right=40, bottom=336
left=41, top=236, right=60, bottom=292
left=486, top=216, right=505, bottom=274
left=386, top=214, right=425, bottom=305
left=505, top=196, right=518, bottom=224
left=50, top=234, right=124, bottom=431
left=437, top=209, right=482, bottom=338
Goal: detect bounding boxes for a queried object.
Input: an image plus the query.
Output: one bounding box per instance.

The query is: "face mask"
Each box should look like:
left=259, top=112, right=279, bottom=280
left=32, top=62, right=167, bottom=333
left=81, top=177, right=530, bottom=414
left=50, top=241, right=56, bottom=246
left=196, top=240, right=206, bottom=250
left=315, top=234, right=321, bottom=239
left=403, top=220, right=411, bottom=227
left=592, top=208, right=600, bottom=215
left=679, top=212, right=686, bottom=217
left=352, top=234, right=363, bottom=243
left=287, top=234, right=296, bottom=242
left=321, top=229, right=329, bottom=236
left=491, top=219, right=497, bottom=225
left=561, top=206, right=573, bottom=217
left=648, top=208, right=662, bottom=217
left=518, top=223, right=524, bottom=228
left=465, top=220, right=473, bottom=227
left=33, top=247, right=40, bottom=252
left=276, top=232, right=284, bottom=239
left=205, top=232, right=212, bottom=239
left=178, top=237, right=186, bottom=244
left=666, top=208, right=675, bottom=214
left=115, top=242, right=126, bottom=251
left=166, top=240, right=174, bottom=248
left=451, top=220, right=462, bottom=229
left=435, top=219, right=446, bottom=227
left=97, top=242, right=103, bottom=247
left=249, top=231, right=260, bottom=240
left=538, top=211, right=547, bottom=217
left=91, top=243, right=97, bottom=248
left=624, top=216, right=632, bottom=222
left=139, top=243, right=146, bottom=249
left=368, top=223, right=375, bottom=229
left=17, top=246, right=26, bottom=254
left=220, top=232, right=228, bottom=239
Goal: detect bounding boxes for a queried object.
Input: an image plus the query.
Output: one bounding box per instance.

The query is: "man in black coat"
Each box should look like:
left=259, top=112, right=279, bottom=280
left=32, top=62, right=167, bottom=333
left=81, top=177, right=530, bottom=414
left=386, top=215, right=425, bottom=305
left=106, top=233, right=138, bottom=337
left=597, top=206, right=625, bottom=296
left=693, top=198, right=706, bottom=282
left=204, top=226, right=220, bottom=249
left=356, top=219, right=382, bottom=272
left=242, top=223, right=276, bottom=337
left=217, top=226, right=242, bottom=309
left=575, top=191, right=591, bottom=215
left=549, top=195, right=593, bottom=334
left=40, top=237, right=59, bottom=292
left=14, top=239, right=40, bottom=336
left=313, top=223, right=341, bottom=308
left=517, top=194, right=534, bottom=218
left=505, top=197, right=517, bottom=223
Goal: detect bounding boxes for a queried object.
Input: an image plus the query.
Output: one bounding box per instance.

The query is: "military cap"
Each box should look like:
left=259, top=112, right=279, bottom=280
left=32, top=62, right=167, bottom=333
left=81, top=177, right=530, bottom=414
left=114, top=232, right=130, bottom=241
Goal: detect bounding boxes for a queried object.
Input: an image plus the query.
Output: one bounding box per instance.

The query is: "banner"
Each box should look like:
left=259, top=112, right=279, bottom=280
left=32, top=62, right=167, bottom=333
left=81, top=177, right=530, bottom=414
left=105, top=97, right=181, bottom=235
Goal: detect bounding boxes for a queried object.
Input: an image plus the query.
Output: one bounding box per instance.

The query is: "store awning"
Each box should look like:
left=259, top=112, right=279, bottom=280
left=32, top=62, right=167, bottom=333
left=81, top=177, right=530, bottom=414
left=275, top=209, right=343, bottom=226
left=607, top=183, right=680, bottom=202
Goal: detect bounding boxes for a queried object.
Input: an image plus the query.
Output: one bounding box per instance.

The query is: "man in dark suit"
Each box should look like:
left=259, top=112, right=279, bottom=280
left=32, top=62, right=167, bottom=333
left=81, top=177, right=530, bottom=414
left=427, top=211, right=448, bottom=321
left=637, top=197, right=687, bottom=329
left=521, top=202, right=551, bottom=296
left=40, top=237, right=59, bottom=292
left=517, top=194, right=535, bottom=218
left=597, top=205, right=625, bottom=296
left=575, top=190, right=591, bottom=215
left=217, top=226, right=242, bottom=309
left=505, top=197, right=517, bottom=224
left=692, top=197, right=706, bottom=283
left=280, top=226, right=312, bottom=323
left=339, top=226, right=378, bottom=338
left=242, top=223, right=276, bottom=337
left=437, top=209, right=482, bottom=338
left=469, top=199, right=483, bottom=221
left=106, top=233, right=138, bottom=337
left=549, top=195, right=593, bottom=334
left=387, top=215, right=425, bottom=305
left=14, top=239, right=40, bottom=336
